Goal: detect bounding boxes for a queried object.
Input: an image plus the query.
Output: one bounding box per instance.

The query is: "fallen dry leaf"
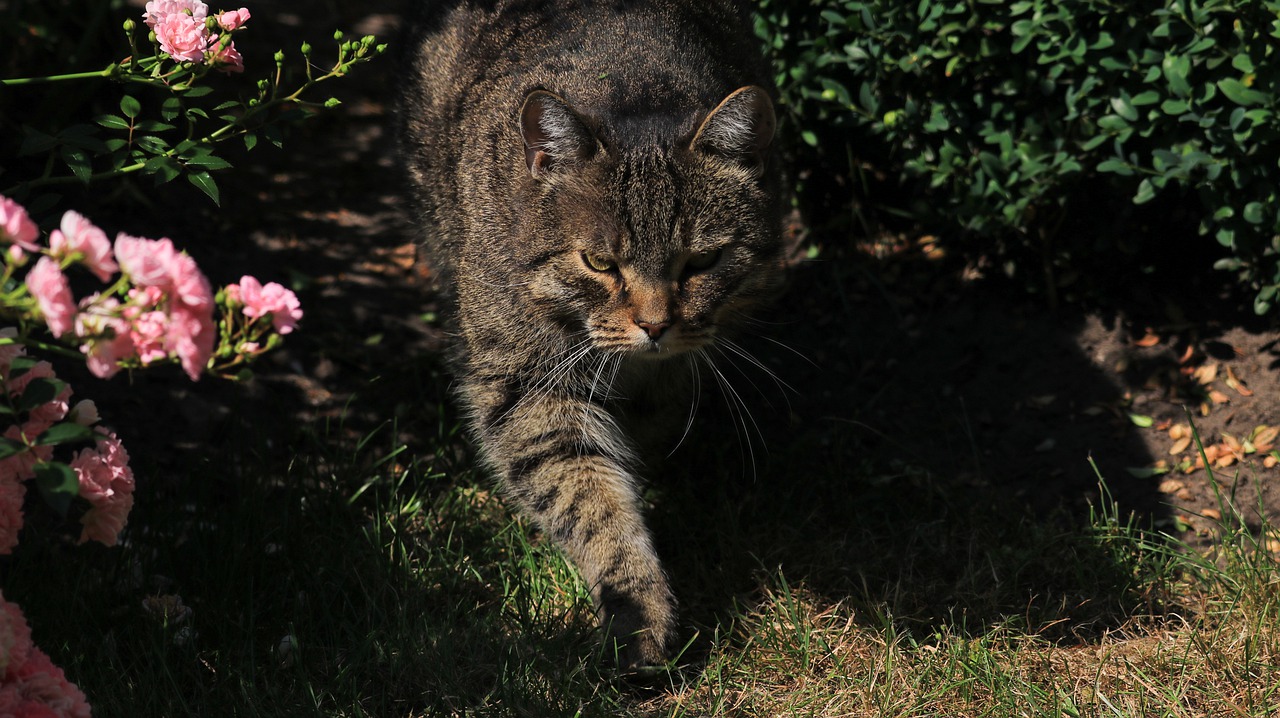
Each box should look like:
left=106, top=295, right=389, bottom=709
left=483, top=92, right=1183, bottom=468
left=1192, top=363, right=1219, bottom=385
left=1154, top=418, right=1173, bottom=431
left=1169, top=436, right=1192, bottom=455
left=1214, top=454, right=1237, bottom=468
left=1225, top=366, right=1254, bottom=397
left=1202, top=508, right=1222, bottom=521
left=1169, top=423, right=1189, bottom=440
left=1134, top=330, right=1161, bottom=347
left=1251, top=425, right=1278, bottom=450
left=1176, top=487, right=1195, bottom=501
left=1158, top=478, right=1185, bottom=494
left=1265, top=455, right=1279, bottom=469
left=1208, top=390, right=1231, bottom=405
left=1222, top=433, right=1243, bottom=453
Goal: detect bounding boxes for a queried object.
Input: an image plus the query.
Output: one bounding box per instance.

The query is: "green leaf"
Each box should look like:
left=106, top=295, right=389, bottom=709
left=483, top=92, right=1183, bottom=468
left=19, top=377, right=65, bottom=412
left=1130, top=90, right=1160, bottom=106
left=34, top=462, right=78, bottom=517
left=1128, top=413, right=1154, bottom=428
left=161, top=97, right=182, bottom=121
left=94, top=114, right=131, bottom=130
left=143, top=155, right=182, bottom=183
left=243, top=132, right=258, bottom=151
left=36, top=422, right=94, bottom=446
left=18, top=126, right=58, bottom=156
left=136, top=135, right=170, bottom=154
left=134, top=120, right=175, bottom=133
left=187, top=170, right=221, bottom=205
left=120, top=95, right=142, bottom=118
left=1243, top=202, right=1265, bottom=224
left=1218, top=78, right=1266, bottom=107
left=1110, top=96, right=1138, bottom=121
left=182, top=85, right=213, bottom=98
left=8, top=356, right=36, bottom=379
left=1133, top=178, right=1156, bottom=205
left=1096, top=158, right=1133, bottom=176
left=0, top=438, right=24, bottom=460
left=182, top=154, right=232, bottom=170
left=60, top=146, right=92, bottom=184
left=1162, top=54, right=1191, bottom=97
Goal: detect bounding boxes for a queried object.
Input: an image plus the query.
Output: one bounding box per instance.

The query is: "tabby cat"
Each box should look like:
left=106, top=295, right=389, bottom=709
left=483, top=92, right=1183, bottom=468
left=399, top=0, right=786, bottom=669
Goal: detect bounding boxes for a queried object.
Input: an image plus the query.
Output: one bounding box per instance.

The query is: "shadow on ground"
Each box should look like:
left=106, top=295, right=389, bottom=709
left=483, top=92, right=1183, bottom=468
left=13, top=1, right=1280, bottom=696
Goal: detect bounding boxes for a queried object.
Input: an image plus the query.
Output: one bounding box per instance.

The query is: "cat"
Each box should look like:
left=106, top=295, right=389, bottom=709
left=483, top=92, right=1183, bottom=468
left=398, top=0, right=785, bottom=670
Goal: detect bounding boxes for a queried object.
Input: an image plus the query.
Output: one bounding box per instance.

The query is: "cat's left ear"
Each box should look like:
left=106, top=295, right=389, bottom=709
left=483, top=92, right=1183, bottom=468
left=690, top=86, right=776, bottom=174
left=520, top=90, right=599, bottom=179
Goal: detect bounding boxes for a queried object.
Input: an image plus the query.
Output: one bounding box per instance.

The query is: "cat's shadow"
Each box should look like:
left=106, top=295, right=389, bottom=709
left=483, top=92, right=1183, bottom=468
left=646, top=249, right=1175, bottom=659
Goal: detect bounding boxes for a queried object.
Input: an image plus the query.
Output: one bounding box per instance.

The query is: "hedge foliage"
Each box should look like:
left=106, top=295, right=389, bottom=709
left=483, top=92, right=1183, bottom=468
left=759, top=0, right=1280, bottom=312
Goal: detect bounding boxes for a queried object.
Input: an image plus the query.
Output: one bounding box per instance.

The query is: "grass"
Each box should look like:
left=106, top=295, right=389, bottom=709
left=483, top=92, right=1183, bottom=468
left=7, top=377, right=1280, bottom=717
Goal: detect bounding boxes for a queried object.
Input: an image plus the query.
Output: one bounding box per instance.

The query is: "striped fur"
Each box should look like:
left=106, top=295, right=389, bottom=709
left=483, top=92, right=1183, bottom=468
left=399, top=0, right=784, bottom=669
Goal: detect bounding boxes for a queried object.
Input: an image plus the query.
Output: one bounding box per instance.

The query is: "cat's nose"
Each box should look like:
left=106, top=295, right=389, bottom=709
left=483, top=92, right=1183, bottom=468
left=635, top=320, right=671, bottom=340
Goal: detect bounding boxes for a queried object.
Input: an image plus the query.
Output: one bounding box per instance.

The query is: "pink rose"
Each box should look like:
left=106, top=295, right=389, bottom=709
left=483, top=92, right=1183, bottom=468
left=168, top=252, right=213, bottom=310
left=0, top=196, right=39, bottom=252
left=166, top=303, right=214, bottom=380
left=130, top=310, right=169, bottom=365
left=231, top=276, right=303, bottom=334
left=0, top=593, right=35, bottom=675
left=49, top=211, right=117, bottom=282
left=114, top=234, right=177, bottom=288
left=71, top=432, right=135, bottom=548
left=0, top=430, right=51, bottom=483
left=9, top=648, right=92, bottom=718
left=211, top=38, right=245, bottom=73
left=142, top=0, right=208, bottom=28
left=25, top=258, right=76, bottom=338
left=154, top=13, right=210, bottom=63
left=0, top=479, right=25, bottom=555
left=216, top=7, right=250, bottom=31
left=75, top=295, right=136, bottom=379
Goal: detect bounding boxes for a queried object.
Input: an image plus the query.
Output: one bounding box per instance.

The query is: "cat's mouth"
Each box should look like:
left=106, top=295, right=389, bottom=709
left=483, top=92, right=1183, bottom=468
left=625, top=329, right=713, bottom=359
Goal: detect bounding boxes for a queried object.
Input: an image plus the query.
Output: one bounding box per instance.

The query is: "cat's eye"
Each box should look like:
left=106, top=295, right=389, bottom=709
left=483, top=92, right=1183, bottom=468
left=582, top=252, right=617, bottom=273
left=685, top=248, right=723, bottom=273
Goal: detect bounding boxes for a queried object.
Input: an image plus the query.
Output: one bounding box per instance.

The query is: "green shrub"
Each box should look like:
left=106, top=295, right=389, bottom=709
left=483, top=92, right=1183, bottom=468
left=760, top=0, right=1280, bottom=312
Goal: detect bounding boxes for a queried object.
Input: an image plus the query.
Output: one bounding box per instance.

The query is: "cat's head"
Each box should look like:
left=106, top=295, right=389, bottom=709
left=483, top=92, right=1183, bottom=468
left=515, top=86, right=784, bottom=358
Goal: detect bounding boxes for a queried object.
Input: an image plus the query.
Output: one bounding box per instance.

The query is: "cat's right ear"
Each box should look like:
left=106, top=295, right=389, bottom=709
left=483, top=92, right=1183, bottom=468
left=691, top=85, right=776, bottom=175
left=520, top=90, right=598, bottom=179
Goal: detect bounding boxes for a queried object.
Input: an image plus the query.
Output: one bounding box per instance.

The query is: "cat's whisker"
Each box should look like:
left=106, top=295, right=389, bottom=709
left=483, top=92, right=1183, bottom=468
left=696, top=348, right=762, bottom=480
left=667, top=353, right=701, bottom=457
left=753, top=333, right=819, bottom=369
left=491, top=337, right=596, bottom=427
left=716, top=337, right=796, bottom=396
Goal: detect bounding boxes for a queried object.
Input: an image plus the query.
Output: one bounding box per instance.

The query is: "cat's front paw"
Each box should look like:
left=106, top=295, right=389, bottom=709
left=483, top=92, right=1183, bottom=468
left=604, top=623, right=671, bottom=675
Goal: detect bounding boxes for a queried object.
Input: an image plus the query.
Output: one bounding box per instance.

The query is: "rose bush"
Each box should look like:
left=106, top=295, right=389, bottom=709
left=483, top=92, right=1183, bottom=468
left=0, top=0, right=374, bottom=708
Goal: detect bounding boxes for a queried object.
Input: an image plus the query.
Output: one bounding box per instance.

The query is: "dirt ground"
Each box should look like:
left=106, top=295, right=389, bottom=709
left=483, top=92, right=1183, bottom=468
left=69, top=2, right=1280, bottom=556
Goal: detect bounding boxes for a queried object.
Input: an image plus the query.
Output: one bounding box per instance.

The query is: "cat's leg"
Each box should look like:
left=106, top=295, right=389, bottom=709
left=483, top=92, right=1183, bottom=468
left=474, top=390, right=676, bottom=670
